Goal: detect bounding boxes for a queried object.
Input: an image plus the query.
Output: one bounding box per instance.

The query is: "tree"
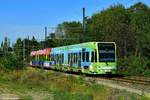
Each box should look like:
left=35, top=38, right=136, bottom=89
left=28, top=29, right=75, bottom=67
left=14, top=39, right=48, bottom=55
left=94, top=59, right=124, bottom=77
left=13, top=38, right=23, bottom=60
left=128, top=2, right=150, bottom=58
left=89, top=4, right=134, bottom=57
left=0, top=37, right=11, bottom=56
left=55, top=21, right=82, bottom=41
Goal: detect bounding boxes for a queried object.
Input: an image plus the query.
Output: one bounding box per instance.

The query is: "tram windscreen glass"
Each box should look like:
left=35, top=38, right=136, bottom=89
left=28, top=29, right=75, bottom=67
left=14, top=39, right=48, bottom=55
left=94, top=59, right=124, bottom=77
left=98, top=43, right=115, bottom=62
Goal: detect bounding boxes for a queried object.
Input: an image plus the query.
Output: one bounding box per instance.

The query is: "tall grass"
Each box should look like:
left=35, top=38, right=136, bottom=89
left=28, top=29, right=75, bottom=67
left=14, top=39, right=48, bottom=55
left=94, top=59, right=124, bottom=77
left=0, top=67, right=149, bottom=100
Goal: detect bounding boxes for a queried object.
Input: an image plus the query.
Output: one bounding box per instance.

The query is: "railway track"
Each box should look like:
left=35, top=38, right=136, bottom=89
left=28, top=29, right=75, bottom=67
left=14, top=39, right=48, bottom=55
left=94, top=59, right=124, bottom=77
left=106, top=77, right=150, bottom=85
left=28, top=66, right=150, bottom=86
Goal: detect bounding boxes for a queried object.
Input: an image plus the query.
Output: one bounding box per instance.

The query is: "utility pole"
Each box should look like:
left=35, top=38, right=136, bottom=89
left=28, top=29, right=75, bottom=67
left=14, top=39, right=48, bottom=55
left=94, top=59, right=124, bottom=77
left=45, top=27, right=48, bottom=48
left=81, top=8, right=86, bottom=43
left=45, top=27, right=48, bottom=41
left=83, top=8, right=86, bottom=34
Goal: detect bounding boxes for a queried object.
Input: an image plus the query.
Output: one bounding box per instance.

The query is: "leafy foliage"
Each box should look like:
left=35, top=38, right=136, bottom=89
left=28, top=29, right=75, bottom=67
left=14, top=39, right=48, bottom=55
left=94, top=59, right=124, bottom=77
left=0, top=54, right=23, bottom=70
left=118, top=56, right=150, bottom=76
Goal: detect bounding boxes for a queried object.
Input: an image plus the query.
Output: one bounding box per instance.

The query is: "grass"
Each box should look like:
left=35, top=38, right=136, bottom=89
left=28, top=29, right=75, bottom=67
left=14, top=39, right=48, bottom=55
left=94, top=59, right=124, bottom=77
left=0, top=67, right=149, bottom=100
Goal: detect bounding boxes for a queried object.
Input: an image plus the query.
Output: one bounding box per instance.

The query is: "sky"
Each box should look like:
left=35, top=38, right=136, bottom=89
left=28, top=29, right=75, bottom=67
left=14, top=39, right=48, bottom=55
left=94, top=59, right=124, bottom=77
left=0, top=0, right=150, bottom=44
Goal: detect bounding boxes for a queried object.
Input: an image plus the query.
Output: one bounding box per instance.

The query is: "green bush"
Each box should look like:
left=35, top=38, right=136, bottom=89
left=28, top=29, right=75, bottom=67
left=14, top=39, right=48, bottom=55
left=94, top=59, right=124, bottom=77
left=0, top=54, right=23, bottom=70
left=118, top=55, right=150, bottom=76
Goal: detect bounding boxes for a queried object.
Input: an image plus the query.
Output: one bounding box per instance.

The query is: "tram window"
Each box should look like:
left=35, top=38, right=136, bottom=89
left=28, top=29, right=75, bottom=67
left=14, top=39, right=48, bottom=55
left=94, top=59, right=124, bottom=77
left=95, top=51, right=97, bottom=62
left=55, top=54, right=57, bottom=63
left=57, top=54, right=59, bottom=63
left=69, top=53, right=71, bottom=65
left=74, top=53, right=76, bottom=64
left=41, top=55, right=43, bottom=60
left=44, top=55, right=46, bottom=61
left=40, top=55, right=44, bottom=60
left=53, top=55, right=54, bottom=61
left=75, top=53, right=77, bottom=64
left=72, top=53, right=74, bottom=63
left=82, top=48, right=85, bottom=52
left=73, top=53, right=74, bottom=63
left=74, top=53, right=76, bottom=63
left=38, top=55, right=39, bottom=61
left=91, top=51, right=97, bottom=62
left=77, top=53, right=79, bottom=60
left=91, top=52, right=94, bottom=62
left=51, top=54, right=53, bottom=61
left=55, top=55, right=56, bottom=61
left=39, top=55, right=42, bottom=60
left=48, top=55, right=52, bottom=61
left=59, top=54, right=60, bottom=64
left=59, top=54, right=62, bottom=64
left=69, top=53, right=71, bottom=63
left=79, top=52, right=81, bottom=60
left=68, top=53, right=70, bottom=63
left=70, top=53, right=72, bottom=64
left=47, top=55, right=49, bottom=61
left=44, top=55, right=47, bottom=60
left=39, top=55, right=41, bottom=60
left=62, top=54, right=64, bottom=63
left=86, top=52, right=89, bottom=62
left=58, top=54, right=60, bottom=64
left=72, top=53, right=73, bottom=59
left=70, top=53, right=72, bottom=63
left=60, top=54, right=61, bottom=64
left=53, top=54, right=55, bottom=61
left=54, top=54, right=56, bottom=61
left=57, top=54, right=58, bottom=62
left=82, top=52, right=85, bottom=62
left=45, top=55, right=47, bottom=61
left=61, top=54, right=63, bottom=64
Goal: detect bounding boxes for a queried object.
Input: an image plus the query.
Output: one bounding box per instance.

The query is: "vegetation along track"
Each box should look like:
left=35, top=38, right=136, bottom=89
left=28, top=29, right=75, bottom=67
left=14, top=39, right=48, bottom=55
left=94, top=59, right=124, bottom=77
left=28, top=65, right=150, bottom=86
left=98, top=77, right=150, bottom=86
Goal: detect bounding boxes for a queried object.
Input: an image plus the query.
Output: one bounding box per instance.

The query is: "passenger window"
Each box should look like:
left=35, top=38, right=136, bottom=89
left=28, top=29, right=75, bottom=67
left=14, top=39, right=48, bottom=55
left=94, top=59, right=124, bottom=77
left=74, top=53, right=76, bottom=63
left=62, top=54, right=64, bottom=63
left=86, top=52, right=89, bottom=62
left=91, top=52, right=94, bottom=62
left=79, top=52, right=81, bottom=60
left=82, top=52, right=85, bottom=62
left=95, top=51, right=97, bottom=62
left=68, top=53, right=70, bottom=63
left=75, top=53, right=77, bottom=64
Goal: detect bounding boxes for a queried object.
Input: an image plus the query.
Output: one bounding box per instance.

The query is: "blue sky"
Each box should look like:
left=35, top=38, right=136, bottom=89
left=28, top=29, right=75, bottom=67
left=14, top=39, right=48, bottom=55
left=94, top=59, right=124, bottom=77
left=0, top=0, right=150, bottom=44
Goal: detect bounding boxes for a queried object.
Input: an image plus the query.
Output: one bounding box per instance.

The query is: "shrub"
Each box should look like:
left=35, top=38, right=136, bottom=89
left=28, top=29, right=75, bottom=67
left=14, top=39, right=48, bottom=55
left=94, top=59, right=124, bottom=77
left=0, top=54, right=24, bottom=70
left=118, top=55, right=150, bottom=76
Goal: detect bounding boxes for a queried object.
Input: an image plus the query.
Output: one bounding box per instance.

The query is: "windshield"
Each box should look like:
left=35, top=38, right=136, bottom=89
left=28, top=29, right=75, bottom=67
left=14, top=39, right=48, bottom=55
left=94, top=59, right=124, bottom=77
left=98, top=43, right=115, bottom=62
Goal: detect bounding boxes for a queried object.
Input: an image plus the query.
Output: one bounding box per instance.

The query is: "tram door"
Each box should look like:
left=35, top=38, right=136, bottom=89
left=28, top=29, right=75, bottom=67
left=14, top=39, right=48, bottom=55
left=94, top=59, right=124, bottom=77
left=78, top=52, right=81, bottom=68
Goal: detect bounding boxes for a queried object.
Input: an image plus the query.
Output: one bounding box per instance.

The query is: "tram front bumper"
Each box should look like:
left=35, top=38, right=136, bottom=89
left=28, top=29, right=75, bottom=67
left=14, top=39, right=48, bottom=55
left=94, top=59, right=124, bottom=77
left=97, top=67, right=116, bottom=74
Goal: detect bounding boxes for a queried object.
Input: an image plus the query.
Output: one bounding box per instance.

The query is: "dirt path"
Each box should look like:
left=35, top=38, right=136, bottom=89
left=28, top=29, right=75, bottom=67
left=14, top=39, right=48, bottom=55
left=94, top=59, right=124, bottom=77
left=86, top=77, right=150, bottom=98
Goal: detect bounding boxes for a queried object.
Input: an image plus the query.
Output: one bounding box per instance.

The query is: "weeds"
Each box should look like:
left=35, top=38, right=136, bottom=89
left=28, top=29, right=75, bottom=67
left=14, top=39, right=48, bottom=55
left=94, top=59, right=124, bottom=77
left=0, top=68, right=149, bottom=100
